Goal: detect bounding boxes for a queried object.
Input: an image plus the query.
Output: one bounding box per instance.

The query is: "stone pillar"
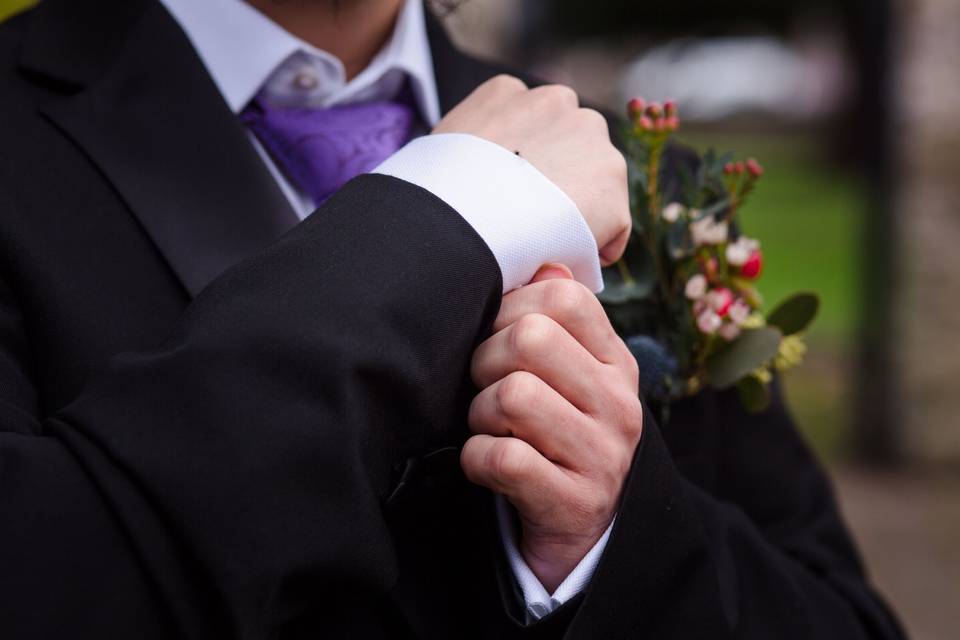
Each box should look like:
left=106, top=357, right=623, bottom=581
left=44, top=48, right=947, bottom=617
left=896, top=0, right=960, bottom=464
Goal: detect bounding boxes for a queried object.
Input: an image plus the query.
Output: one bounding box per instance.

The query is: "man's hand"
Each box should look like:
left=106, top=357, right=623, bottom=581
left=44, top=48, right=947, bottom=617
left=461, top=266, right=643, bottom=592
left=433, top=75, right=630, bottom=265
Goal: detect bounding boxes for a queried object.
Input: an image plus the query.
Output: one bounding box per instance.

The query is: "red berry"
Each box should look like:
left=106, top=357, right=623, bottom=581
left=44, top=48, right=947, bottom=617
left=637, top=116, right=654, bottom=131
left=723, top=163, right=735, bottom=175
left=664, top=116, right=680, bottom=131
left=664, top=100, right=678, bottom=118
left=735, top=161, right=746, bottom=174
left=740, top=250, right=763, bottom=279
left=746, top=158, right=764, bottom=178
left=627, top=98, right=646, bottom=120
left=645, top=102, right=663, bottom=119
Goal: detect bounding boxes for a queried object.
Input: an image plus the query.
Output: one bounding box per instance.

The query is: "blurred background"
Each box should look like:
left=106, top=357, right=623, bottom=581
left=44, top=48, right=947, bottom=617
left=1, top=0, right=957, bottom=637
left=440, top=1, right=958, bottom=637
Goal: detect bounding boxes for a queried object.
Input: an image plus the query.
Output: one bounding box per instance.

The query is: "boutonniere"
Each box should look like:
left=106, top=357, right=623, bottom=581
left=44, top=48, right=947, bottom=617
left=600, top=98, right=819, bottom=414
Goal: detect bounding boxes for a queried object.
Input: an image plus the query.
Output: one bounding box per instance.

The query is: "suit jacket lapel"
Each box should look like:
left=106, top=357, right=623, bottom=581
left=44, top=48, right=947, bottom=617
left=24, top=0, right=299, bottom=298
left=21, top=2, right=505, bottom=299
left=426, top=12, right=516, bottom=116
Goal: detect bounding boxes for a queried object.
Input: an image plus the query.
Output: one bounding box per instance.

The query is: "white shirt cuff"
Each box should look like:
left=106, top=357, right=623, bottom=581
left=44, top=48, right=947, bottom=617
left=372, top=133, right=603, bottom=294
left=495, top=496, right=614, bottom=622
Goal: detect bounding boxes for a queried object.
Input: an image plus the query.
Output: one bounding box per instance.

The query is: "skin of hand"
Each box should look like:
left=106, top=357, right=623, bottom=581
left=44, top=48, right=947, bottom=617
left=433, top=75, right=631, bottom=266
left=461, top=265, right=643, bottom=592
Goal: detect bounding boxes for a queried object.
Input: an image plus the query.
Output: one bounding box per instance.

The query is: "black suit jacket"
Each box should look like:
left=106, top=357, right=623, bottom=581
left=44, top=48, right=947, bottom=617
left=0, top=1, right=905, bottom=638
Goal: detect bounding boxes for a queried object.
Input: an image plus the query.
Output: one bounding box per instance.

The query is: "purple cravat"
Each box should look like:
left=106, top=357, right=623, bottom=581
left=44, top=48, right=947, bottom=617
left=241, top=93, right=417, bottom=204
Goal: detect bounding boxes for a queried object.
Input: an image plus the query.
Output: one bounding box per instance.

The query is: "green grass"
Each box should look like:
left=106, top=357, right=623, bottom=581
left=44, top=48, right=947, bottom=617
left=676, top=131, right=867, bottom=458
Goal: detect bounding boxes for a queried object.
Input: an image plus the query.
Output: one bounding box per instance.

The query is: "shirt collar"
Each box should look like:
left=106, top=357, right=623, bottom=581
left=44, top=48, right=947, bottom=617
left=157, top=0, right=441, bottom=125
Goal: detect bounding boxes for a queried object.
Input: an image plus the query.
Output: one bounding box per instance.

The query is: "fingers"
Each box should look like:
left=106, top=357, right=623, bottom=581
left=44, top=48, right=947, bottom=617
left=468, top=371, right=596, bottom=470
left=471, top=313, right=605, bottom=413
left=594, top=146, right=631, bottom=265
left=432, top=74, right=629, bottom=264
left=529, top=263, right=575, bottom=284
left=432, top=75, right=529, bottom=136
left=479, top=73, right=529, bottom=97
left=496, top=278, right=631, bottom=369
left=460, top=434, right=574, bottom=516
left=527, top=84, right=580, bottom=110
left=600, top=220, right=631, bottom=266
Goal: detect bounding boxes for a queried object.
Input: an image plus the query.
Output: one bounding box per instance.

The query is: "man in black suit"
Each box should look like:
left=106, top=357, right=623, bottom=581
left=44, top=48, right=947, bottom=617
left=0, top=0, right=905, bottom=638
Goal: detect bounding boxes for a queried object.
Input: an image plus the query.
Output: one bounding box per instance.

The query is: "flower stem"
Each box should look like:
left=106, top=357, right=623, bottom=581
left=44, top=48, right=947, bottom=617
left=616, top=258, right=636, bottom=286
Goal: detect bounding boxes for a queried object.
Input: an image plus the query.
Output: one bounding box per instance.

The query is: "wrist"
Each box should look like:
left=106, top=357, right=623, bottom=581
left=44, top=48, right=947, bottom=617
left=519, top=526, right=607, bottom=593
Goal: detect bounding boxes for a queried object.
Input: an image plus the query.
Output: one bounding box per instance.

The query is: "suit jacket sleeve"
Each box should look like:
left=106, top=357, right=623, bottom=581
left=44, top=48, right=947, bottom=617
left=0, top=174, right=502, bottom=638
left=534, top=382, right=906, bottom=640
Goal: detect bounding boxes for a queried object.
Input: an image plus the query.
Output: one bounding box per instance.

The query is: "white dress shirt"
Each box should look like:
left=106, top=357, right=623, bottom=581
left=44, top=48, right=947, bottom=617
left=159, top=0, right=608, bottom=618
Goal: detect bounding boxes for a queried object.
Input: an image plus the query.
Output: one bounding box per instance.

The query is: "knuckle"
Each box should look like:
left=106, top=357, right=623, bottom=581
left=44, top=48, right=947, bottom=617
left=579, top=107, right=609, bottom=132
left=611, top=150, right=629, bottom=182
left=510, top=313, right=556, bottom=357
left=622, top=350, right=641, bottom=385
left=467, top=392, right=492, bottom=431
left=460, top=437, right=485, bottom=479
left=495, top=371, right=541, bottom=417
left=489, top=74, right=527, bottom=94
left=544, top=278, right=592, bottom=321
left=615, top=393, right=644, bottom=442
left=490, top=439, right=530, bottom=483
left=539, top=84, right=579, bottom=106
left=601, top=149, right=629, bottom=188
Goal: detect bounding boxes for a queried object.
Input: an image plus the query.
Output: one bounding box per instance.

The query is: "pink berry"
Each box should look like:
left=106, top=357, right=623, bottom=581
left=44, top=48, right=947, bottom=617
left=664, top=100, right=678, bottom=118
left=746, top=158, right=764, bottom=178
left=697, top=310, right=722, bottom=335
left=645, top=103, right=663, bottom=119
left=637, top=116, right=654, bottom=131
left=627, top=97, right=646, bottom=120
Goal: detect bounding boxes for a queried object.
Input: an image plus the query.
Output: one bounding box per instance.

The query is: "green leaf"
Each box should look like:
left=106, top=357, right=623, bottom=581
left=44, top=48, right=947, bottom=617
left=737, top=375, right=772, bottom=413
left=706, top=327, right=782, bottom=389
left=666, top=220, right=695, bottom=260
left=767, top=292, right=820, bottom=336
left=688, top=197, right=730, bottom=221
left=597, top=244, right=656, bottom=305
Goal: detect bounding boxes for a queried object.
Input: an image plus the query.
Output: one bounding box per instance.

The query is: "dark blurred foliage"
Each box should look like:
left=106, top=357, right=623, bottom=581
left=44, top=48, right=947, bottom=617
left=536, top=0, right=900, bottom=464
left=550, top=0, right=850, bottom=37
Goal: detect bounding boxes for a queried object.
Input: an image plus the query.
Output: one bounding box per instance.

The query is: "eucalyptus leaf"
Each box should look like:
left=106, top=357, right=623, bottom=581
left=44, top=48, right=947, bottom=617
left=689, top=197, right=731, bottom=221
left=666, top=221, right=695, bottom=260
left=737, top=375, right=772, bottom=413
left=706, top=327, right=782, bottom=389
left=714, top=151, right=736, bottom=169
left=598, top=246, right=656, bottom=305
left=677, top=161, right=698, bottom=205
left=767, top=292, right=820, bottom=336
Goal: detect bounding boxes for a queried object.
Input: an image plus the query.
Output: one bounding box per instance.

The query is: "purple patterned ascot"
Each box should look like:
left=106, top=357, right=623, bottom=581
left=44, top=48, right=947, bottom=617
left=241, top=90, right=418, bottom=204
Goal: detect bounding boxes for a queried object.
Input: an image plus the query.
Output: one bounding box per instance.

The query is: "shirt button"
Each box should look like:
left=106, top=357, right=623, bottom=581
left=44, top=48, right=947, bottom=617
left=292, top=70, right=319, bottom=91
left=530, top=603, right=549, bottom=619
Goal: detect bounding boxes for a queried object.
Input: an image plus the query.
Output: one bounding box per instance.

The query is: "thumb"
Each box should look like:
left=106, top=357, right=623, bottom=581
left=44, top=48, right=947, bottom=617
left=529, top=263, right=575, bottom=284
